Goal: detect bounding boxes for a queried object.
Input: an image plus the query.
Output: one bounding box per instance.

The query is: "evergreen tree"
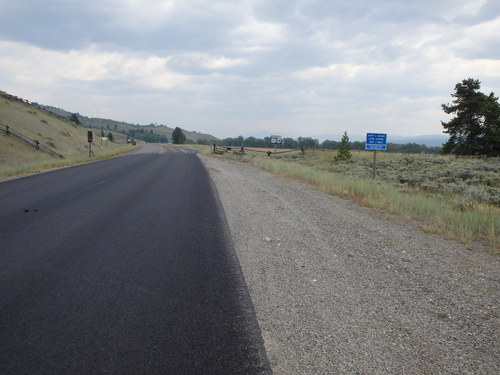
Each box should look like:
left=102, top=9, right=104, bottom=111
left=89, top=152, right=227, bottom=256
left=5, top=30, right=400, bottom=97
left=335, top=131, right=352, bottom=160
left=441, top=78, right=500, bottom=156
left=171, top=127, right=186, bottom=144
left=69, top=113, right=80, bottom=125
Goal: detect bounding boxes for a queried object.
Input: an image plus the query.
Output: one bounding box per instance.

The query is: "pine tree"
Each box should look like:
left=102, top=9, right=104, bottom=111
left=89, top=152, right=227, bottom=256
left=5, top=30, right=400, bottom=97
left=441, top=78, right=500, bottom=156
left=335, top=131, right=352, bottom=161
left=69, top=113, right=80, bottom=125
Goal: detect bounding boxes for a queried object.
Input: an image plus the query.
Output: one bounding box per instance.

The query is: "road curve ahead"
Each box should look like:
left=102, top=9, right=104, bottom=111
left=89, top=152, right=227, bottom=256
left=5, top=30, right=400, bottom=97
left=0, top=145, right=270, bottom=374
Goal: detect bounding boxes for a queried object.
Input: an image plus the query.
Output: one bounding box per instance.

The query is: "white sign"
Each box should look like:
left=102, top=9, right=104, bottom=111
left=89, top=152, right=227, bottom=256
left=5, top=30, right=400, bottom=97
left=271, top=135, right=283, bottom=144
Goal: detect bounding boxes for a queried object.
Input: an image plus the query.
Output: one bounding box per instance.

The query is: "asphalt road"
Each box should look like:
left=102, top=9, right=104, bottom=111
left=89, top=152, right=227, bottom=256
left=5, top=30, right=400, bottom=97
left=0, top=145, right=270, bottom=374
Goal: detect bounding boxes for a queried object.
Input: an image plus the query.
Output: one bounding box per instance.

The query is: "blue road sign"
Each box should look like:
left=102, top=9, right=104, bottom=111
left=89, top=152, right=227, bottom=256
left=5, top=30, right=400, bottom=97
left=366, top=133, right=387, bottom=150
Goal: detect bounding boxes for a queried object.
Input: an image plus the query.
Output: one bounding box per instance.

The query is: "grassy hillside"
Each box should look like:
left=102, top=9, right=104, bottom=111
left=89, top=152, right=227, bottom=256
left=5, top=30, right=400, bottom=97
left=38, top=104, right=218, bottom=144
left=0, top=91, right=134, bottom=178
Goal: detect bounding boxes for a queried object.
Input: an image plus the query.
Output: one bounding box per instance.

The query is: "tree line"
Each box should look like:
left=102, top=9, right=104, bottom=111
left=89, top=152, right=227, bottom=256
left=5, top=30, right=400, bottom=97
left=216, top=136, right=442, bottom=154
left=217, top=78, right=499, bottom=156
left=124, top=128, right=169, bottom=143
left=71, top=78, right=499, bottom=156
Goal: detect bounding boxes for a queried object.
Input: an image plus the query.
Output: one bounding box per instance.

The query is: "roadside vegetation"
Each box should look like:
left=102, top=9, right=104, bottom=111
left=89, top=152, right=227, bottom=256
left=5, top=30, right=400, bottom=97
left=186, top=144, right=499, bottom=253
left=0, top=144, right=135, bottom=179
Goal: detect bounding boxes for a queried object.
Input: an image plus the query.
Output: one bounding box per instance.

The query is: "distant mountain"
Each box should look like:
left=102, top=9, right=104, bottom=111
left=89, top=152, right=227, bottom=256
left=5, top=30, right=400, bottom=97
left=306, top=133, right=448, bottom=147
left=385, top=135, right=448, bottom=147
left=33, top=104, right=219, bottom=143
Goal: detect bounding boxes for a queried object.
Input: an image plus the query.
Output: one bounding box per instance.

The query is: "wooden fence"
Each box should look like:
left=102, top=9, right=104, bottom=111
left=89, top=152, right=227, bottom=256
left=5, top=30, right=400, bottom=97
left=0, top=124, right=64, bottom=158
left=212, top=144, right=303, bottom=156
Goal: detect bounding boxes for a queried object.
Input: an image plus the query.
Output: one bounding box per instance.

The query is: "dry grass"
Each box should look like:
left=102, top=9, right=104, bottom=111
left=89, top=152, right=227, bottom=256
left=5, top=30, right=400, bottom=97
left=0, top=92, right=134, bottom=179
left=186, top=145, right=499, bottom=253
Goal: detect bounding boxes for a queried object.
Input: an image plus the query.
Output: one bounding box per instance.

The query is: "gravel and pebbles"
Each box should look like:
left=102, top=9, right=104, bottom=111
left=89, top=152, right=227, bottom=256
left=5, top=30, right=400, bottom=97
left=200, top=154, right=499, bottom=375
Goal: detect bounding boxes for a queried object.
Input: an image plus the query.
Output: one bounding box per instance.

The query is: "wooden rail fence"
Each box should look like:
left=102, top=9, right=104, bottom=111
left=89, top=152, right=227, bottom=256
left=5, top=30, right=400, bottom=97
left=0, top=123, right=64, bottom=158
left=212, top=144, right=303, bottom=156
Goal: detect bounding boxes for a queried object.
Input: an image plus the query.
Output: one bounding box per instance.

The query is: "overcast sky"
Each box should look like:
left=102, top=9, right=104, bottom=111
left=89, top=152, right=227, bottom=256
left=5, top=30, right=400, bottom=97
left=1, top=0, right=499, bottom=139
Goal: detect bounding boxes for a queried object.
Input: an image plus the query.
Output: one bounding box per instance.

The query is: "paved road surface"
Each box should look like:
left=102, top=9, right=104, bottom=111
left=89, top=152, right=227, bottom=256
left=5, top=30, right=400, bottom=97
left=0, top=145, right=270, bottom=374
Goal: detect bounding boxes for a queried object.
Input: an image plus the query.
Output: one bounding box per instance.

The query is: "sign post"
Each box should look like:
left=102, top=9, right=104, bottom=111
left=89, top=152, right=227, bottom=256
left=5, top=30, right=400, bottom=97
left=365, top=133, right=387, bottom=178
left=87, top=131, right=93, bottom=157
left=270, top=135, right=283, bottom=157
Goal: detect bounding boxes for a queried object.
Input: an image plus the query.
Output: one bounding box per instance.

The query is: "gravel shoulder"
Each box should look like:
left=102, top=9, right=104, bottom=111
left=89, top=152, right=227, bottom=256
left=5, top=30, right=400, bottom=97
left=200, top=154, right=499, bottom=375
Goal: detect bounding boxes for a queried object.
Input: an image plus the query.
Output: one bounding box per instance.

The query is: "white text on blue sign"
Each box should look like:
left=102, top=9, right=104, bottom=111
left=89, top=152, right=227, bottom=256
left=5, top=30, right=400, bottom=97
left=366, top=133, right=387, bottom=150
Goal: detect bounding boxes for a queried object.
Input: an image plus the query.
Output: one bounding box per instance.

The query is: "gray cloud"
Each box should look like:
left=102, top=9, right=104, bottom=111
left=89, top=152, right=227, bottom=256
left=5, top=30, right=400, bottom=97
left=0, top=0, right=498, bottom=139
left=0, top=1, right=111, bottom=50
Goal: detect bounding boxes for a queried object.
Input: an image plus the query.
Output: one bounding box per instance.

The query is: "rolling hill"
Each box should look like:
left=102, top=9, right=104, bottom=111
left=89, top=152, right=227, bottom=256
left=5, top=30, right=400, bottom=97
left=35, top=104, right=219, bottom=144
left=0, top=90, right=132, bottom=177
